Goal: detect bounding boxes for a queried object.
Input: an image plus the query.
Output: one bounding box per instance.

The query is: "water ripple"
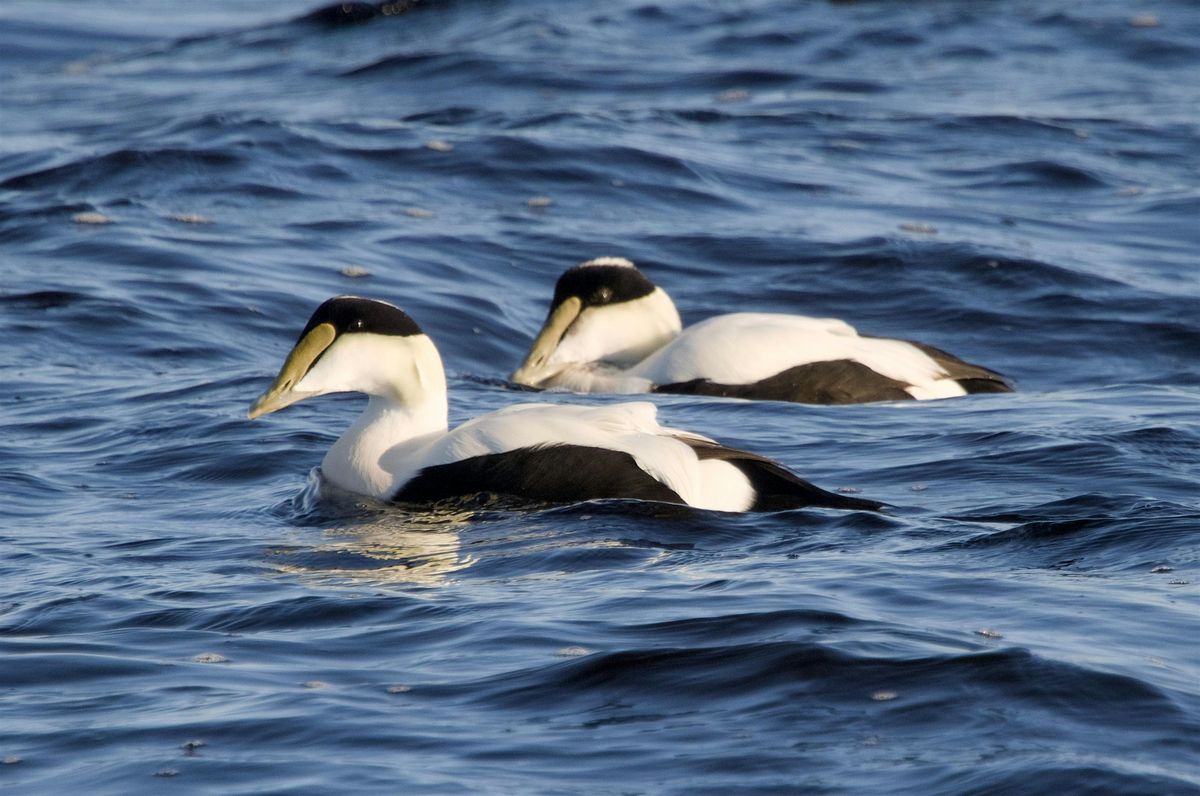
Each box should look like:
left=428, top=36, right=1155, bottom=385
left=2, top=0, right=1199, bottom=792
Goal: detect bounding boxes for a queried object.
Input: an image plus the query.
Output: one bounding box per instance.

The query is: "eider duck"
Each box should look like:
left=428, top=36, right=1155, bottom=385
left=248, top=296, right=880, bottom=513
left=512, top=257, right=1012, bottom=404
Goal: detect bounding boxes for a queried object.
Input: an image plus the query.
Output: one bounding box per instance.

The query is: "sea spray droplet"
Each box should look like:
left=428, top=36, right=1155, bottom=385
left=555, top=646, right=590, bottom=657
left=404, top=207, right=434, bottom=218
left=386, top=685, right=412, bottom=694
left=181, top=740, right=204, bottom=753
left=1151, top=565, right=1173, bottom=574
left=2, top=756, right=22, bottom=765
left=870, top=691, right=898, bottom=702
left=154, top=768, right=179, bottom=778
left=169, top=213, right=211, bottom=224
left=975, top=628, right=1003, bottom=639
left=191, top=653, right=228, bottom=664
left=527, top=196, right=552, bottom=208
left=830, top=139, right=866, bottom=151
left=716, top=88, right=751, bottom=103
left=303, top=680, right=329, bottom=689
left=72, top=212, right=112, bottom=225
left=425, top=139, right=454, bottom=152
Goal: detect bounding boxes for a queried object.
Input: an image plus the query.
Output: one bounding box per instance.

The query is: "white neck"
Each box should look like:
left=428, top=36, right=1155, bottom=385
left=311, top=334, right=450, bottom=499
left=321, top=394, right=447, bottom=498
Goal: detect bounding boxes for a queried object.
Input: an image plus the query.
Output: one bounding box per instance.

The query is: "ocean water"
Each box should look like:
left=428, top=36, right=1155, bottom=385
left=2, top=1, right=1198, bottom=792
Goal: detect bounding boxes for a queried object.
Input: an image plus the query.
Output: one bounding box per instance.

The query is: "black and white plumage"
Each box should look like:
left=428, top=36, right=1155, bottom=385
left=511, top=257, right=1013, bottom=404
left=248, top=296, right=880, bottom=513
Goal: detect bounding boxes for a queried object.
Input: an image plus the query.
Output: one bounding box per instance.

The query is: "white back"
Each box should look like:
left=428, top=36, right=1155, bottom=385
left=384, top=401, right=754, bottom=511
left=628, top=312, right=965, bottom=398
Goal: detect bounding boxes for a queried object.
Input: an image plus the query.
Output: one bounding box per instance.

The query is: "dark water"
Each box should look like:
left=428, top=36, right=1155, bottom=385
left=2, top=1, right=1199, bottom=792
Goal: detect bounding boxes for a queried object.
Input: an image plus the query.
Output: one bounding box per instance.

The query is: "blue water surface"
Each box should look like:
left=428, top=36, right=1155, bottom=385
left=1, top=1, right=1198, bottom=793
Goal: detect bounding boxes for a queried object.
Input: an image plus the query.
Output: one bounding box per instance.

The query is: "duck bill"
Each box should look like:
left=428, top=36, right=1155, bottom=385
left=247, top=322, right=337, bottom=419
left=511, top=296, right=581, bottom=386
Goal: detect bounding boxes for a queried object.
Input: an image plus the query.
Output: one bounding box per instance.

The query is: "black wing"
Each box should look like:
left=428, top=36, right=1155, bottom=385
left=679, top=438, right=884, bottom=512
left=905, top=341, right=1013, bottom=394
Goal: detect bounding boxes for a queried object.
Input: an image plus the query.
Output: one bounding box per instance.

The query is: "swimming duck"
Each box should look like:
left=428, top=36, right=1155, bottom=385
left=512, top=257, right=1012, bottom=403
left=248, top=296, right=880, bottom=513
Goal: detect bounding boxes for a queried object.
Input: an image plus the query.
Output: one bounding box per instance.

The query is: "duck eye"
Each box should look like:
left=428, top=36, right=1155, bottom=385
left=593, top=286, right=613, bottom=304
left=350, top=319, right=365, bottom=331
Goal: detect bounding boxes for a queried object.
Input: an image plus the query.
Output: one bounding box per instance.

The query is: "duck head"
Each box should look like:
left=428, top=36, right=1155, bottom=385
left=512, top=257, right=682, bottom=388
left=249, top=296, right=445, bottom=418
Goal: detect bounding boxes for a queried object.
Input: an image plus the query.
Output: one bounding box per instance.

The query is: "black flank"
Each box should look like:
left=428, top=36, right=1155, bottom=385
left=393, top=444, right=685, bottom=506
left=655, top=360, right=915, bottom=404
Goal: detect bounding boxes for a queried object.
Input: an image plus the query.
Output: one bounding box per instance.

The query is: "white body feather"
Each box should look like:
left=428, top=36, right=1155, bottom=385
left=393, top=402, right=753, bottom=511
left=630, top=313, right=968, bottom=400
left=528, top=305, right=968, bottom=400
left=302, top=333, right=755, bottom=511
